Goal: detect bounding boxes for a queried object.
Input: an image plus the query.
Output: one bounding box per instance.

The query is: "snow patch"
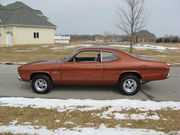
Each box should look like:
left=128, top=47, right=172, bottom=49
left=110, top=44, right=179, bottom=51
left=10, top=119, right=18, bottom=126
left=100, top=112, right=160, bottom=120
left=41, top=45, right=49, bottom=48
left=50, top=44, right=94, bottom=50
left=0, top=97, right=180, bottom=111
left=0, top=124, right=168, bottom=135
left=0, top=98, right=180, bottom=135
left=55, top=120, right=61, bottom=123
left=13, top=50, right=31, bottom=53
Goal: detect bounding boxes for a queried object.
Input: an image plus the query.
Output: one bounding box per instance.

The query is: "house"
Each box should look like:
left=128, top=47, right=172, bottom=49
left=136, top=30, right=156, bottom=42
left=0, top=2, right=56, bottom=46
left=95, top=35, right=105, bottom=43
left=55, top=35, right=71, bottom=44
left=110, top=35, right=123, bottom=42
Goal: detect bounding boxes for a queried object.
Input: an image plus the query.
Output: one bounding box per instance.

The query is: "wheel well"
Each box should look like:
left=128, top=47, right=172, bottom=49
left=30, top=72, right=52, bottom=81
left=119, top=72, right=142, bottom=81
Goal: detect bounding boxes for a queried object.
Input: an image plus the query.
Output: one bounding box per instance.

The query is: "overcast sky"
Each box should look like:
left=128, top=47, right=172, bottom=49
left=1, top=0, right=180, bottom=37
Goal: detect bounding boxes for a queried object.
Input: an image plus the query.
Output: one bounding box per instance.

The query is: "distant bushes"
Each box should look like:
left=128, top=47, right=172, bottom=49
left=156, top=36, right=180, bottom=43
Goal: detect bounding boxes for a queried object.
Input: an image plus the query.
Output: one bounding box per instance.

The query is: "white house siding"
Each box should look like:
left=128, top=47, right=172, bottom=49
left=15, top=26, right=55, bottom=45
left=0, top=26, right=55, bottom=46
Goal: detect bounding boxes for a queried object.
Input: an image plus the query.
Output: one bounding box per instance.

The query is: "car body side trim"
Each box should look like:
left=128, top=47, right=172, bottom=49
left=21, top=68, right=169, bottom=71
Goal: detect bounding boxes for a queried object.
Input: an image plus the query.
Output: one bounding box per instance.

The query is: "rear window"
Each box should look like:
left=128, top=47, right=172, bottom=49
left=101, top=51, right=118, bottom=62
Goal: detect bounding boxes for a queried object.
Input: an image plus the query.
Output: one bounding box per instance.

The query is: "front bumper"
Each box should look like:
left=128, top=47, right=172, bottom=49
left=18, top=76, right=23, bottom=81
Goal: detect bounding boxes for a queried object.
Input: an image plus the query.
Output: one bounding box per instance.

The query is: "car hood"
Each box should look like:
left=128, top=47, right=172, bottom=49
left=25, top=58, right=64, bottom=65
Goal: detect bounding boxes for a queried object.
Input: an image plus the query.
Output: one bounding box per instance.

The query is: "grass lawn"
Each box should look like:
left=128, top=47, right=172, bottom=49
left=0, top=98, right=180, bottom=134
left=0, top=106, right=179, bottom=133
left=0, top=42, right=180, bottom=65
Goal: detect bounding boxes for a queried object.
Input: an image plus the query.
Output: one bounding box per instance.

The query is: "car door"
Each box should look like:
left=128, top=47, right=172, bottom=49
left=101, top=50, right=120, bottom=84
left=61, top=50, right=103, bottom=84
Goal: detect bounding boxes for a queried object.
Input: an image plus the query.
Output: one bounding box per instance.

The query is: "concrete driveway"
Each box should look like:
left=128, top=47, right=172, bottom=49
left=0, top=65, right=179, bottom=101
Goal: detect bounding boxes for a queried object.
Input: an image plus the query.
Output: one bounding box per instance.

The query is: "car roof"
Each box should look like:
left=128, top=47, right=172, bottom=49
left=77, top=46, right=122, bottom=52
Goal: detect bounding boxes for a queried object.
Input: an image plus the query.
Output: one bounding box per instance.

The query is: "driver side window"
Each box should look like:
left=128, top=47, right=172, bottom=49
left=69, top=51, right=100, bottom=63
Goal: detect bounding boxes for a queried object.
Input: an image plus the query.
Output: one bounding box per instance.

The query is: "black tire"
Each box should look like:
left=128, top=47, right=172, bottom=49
left=31, top=74, right=52, bottom=94
left=119, top=75, right=140, bottom=95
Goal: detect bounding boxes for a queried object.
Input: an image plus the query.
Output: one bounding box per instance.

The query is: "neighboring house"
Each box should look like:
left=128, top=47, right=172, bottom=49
left=95, top=35, right=105, bottom=43
left=0, top=2, right=56, bottom=46
left=55, top=35, right=71, bottom=44
left=111, top=35, right=123, bottom=42
left=136, top=30, right=156, bottom=42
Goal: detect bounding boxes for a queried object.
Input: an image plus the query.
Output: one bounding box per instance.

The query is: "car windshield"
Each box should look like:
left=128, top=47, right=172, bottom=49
left=63, top=50, right=78, bottom=62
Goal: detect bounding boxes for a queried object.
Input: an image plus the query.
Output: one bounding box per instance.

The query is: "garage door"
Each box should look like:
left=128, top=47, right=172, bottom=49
left=6, top=32, right=13, bottom=46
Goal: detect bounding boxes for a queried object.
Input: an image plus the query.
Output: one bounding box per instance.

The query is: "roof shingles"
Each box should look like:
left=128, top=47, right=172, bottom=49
left=0, top=2, right=56, bottom=28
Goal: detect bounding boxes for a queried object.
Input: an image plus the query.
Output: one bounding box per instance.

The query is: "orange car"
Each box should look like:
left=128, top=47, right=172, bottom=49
left=18, top=47, right=170, bottom=95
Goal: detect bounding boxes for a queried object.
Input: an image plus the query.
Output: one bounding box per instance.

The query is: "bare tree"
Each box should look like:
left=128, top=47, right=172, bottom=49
left=104, top=31, right=112, bottom=45
left=116, top=0, right=148, bottom=53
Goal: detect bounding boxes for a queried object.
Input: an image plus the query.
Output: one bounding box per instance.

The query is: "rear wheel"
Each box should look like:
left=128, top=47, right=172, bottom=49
left=31, top=75, right=52, bottom=94
left=119, top=75, right=140, bottom=95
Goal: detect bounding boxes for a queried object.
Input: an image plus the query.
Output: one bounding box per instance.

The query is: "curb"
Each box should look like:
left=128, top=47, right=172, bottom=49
left=0, top=62, right=26, bottom=65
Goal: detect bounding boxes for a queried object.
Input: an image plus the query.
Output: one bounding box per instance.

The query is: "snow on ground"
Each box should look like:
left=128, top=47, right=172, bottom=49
left=110, top=44, right=179, bottom=51
left=13, top=47, right=39, bottom=53
left=1, top=97, right=180, bottom=111
left=0, top=97, right=180, bottom=135
left=41, top=45, right=49, bottom=48
left=173, top=63, right=180, bottom=65
left=102, top=112, right=160, bottom=120
left=50, top=44, right=93, bottom=50
left=50, top=44, right=179, bottom=52
left=0, top=124, right=169, bottom=135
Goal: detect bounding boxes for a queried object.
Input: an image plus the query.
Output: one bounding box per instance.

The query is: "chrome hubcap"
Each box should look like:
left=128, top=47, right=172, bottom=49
left=123, top=79, right=137, bottom=93
left=35, top=79, right=47, bottom=92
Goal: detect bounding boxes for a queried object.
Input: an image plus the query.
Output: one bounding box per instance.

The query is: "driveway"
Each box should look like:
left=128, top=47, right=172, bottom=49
left=0, top=65, right=179, bottom=101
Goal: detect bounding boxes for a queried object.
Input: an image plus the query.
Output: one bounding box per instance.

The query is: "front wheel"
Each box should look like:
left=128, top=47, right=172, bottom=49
left=31, top=75, right=52, bottom=94
left=119, top=75, right=140, bottom=95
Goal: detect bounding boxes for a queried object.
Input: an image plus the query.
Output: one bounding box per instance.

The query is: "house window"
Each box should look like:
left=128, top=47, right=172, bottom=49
left=33, top=32, right=39, bottom=38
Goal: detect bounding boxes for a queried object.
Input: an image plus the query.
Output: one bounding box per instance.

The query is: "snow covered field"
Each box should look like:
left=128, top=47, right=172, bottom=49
left=0, top=125, right=171, bottom=135
left=50, top=44, right=93, bottom=50
left=110, top=44, right=179, bottom=51
left=0, top=98, right=180, bottom=135
left=49, top=44, right=179, bottom=52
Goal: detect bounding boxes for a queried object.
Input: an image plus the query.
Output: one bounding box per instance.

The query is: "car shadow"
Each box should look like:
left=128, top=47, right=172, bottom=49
left=53, top=84, right=121, bottom=94
left=141, top=83, right=152, bottom=91
left=18, top=82, right=31, bottom=90
left=18, top=82, right=153, bottom=99
left=140, top=83, right=154, bottom=100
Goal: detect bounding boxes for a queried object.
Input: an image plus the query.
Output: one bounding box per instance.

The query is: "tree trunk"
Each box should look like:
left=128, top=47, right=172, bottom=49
left=130, top=36, right=133, bottom=53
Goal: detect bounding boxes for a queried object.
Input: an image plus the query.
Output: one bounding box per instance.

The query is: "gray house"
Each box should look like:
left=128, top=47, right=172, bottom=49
left=136, top=30, right=156, bottom=42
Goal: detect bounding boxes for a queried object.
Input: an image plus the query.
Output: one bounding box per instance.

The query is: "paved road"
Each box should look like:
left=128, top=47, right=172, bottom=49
left=0, top=65, right=180, bottom=101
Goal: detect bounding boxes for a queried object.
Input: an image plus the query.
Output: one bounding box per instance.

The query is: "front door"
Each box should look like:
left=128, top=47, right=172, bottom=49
left=6, top=32, right=13, bottom=46
left=61, top=50, right=103, bottom=84
left=0, top=34, right=2, bottom=47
